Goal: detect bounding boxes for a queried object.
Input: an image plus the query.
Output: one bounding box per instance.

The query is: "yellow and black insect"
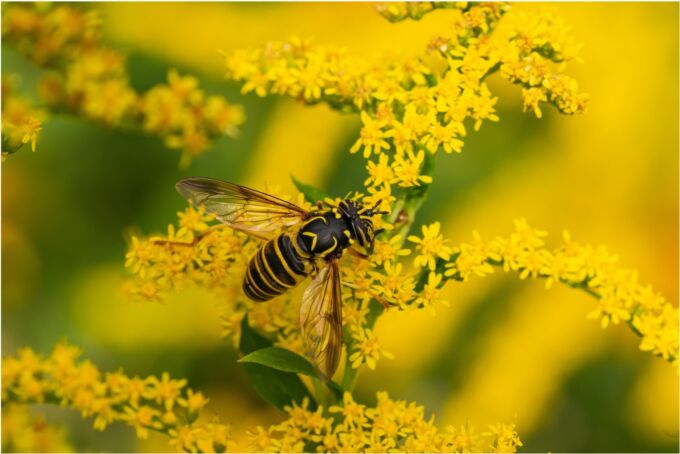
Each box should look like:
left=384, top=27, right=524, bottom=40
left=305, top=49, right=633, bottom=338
left=175, top=177, right=385, bottom=379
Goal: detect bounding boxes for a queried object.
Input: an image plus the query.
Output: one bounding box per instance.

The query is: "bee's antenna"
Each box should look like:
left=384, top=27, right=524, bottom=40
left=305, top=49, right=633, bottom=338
left=366, top=200, right=388, bottom=216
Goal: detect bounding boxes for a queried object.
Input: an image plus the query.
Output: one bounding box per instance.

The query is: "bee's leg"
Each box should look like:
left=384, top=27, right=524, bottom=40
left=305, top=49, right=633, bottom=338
left=342, top=281, right=392, bottom=310
left=347, top=248, right=369, bottom=260
left=227, top=223, right=273, bottom=241
left=152, top=224, right=233, bottom=247
left=308, top=262, right=320, bottom=279
left=373, top=294, right=392, bottom=310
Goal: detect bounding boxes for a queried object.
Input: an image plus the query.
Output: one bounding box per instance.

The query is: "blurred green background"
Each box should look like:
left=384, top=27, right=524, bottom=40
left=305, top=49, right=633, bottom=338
left=2, top=2, right=678, bottom=452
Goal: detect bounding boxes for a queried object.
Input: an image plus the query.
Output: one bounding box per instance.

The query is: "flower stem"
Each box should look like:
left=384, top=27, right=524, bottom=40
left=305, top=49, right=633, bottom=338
left=340, top=152, right=436, bottom=391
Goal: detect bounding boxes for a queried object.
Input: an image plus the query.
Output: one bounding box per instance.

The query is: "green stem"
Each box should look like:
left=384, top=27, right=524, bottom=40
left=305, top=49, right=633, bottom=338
left=312, top=377, right=327, bottom=409
left=340, top=152, right=436, bottom=391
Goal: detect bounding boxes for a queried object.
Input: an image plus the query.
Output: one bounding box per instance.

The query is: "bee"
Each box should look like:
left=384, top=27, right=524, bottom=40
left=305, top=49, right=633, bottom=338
left=174, top=177, right=385, bottom=380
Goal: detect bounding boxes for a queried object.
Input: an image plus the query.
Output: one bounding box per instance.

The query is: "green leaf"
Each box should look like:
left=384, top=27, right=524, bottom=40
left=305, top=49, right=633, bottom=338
left=240, top=347, right=317, bottom=375
left=291, top=175, right=328, bottom=204
left=239, top=314, right=272, bottom=354
left=239, top=315, right=316, bottom=411
left=240, top=346, right=345, bottom=400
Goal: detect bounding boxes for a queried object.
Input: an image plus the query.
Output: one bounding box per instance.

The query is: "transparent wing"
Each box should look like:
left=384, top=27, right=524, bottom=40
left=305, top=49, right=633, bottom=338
left=300, top=261, right=343, bottom=380
left=176, top=177, right=308, bottom=236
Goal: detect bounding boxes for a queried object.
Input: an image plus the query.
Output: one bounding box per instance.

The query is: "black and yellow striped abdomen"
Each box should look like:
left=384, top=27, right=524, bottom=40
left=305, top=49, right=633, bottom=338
left=243, top=233, right=310, bottom=302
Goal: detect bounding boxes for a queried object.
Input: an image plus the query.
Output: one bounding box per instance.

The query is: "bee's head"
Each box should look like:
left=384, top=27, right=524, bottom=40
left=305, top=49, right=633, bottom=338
left=338, top=199, right=386, bottom=255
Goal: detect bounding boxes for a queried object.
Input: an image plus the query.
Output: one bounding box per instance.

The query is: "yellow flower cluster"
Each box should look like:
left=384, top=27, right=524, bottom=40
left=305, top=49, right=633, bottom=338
left=127, top=3, right=591, bottom=377
left=346, top=221, right=454, bottom=315
left=1, top=76, right=45, bottom=158
left=127, top=199, right=458, bottom=372
left=497, top=10, right=588, bottom=117
left=125, top=207, right=255, bottom=302
left=126, top=201, right=322, bottom=358
left=348, top=327, right=395, bottom=370
left=2, top=3, right=244, bottom=164
left=1, top=2, right=99, bottom=66
left=381, top=2, right=588, bottom=117
left=3, top=341, right=522, bottom=453
left=2, top=342, right=233, bottom=453
left=223, top=2, right=586, bottom=226
left=247, top=392, right=522, bottom=453
left=2, top=404, right=73, bottom=453
left=142, top=70, right=246, bottom=167
left=444, top=218, right=678, bottom=366
left=376, top=1, right=452, bottom=23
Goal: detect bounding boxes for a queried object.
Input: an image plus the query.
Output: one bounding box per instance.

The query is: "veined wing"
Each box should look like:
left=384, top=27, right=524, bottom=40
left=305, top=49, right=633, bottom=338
left=300, top=261, right=343, bottom=380
left=176, top=177, right=308, bottom=235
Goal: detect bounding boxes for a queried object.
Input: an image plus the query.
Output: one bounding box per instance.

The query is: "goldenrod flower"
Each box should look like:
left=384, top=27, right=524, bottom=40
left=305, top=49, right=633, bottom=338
left=363, top=183, right=396, bottom=215
left=522, top=87, right=548, bottom=118
left=2, top=405, right=73, bottom=453
left=82, top=78, right=137, bottom=125
left=445, top=422, right=483, bottom=453
left=349, top=327, right=394, bottom=370
left=376, top=1, right=440, bottom=22
left=247, top=426, right=281, bottom=452
left=415, top=272, right=448, bottom=314
left=634, top=305, right=679, bottom=363
left=447, top=230, right=495, bottom=281
left=371, top=261, right=417, bottom=308
left=2, top=3, right=244, bottom=163
left=258, top=390, right=521, bottom=453
left=2, top=343, right=234, bottom=452
left=393, top=149, right=434, bottom=188
left=421, top=120, right=465, bottom=154
left=365, top=152, right=396, bottom=187
left=351, top=111, right=390, bottom=158
left=444, top=220, right=678, bottom=366
left=2, top=77, right=46, bottom=156
left=385, top=119, right=416, bottom=154
left=329, top=392, right=368, bottom=428
left=371, top=234, right=411, bottom=265
left=485, top=423, right=523, bottom=453
left=409, top=222, right=452, bottom=270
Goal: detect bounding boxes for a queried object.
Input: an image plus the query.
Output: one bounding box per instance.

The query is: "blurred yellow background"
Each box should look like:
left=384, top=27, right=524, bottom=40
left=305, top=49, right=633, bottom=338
left=3, top=2, right=677, bottom=452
